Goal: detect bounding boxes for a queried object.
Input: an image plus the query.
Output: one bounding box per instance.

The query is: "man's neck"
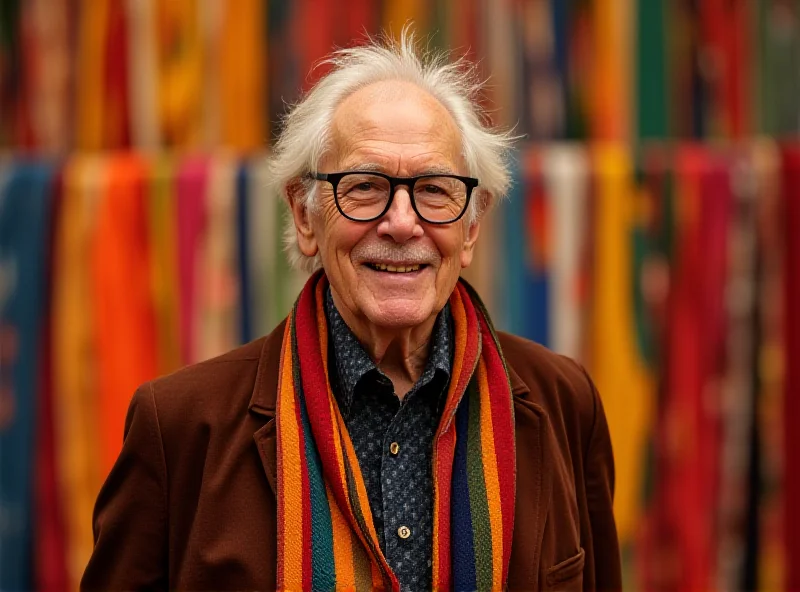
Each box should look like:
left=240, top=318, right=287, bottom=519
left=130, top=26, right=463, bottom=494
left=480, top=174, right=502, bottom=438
left=330, top=291, right=436, bottom=398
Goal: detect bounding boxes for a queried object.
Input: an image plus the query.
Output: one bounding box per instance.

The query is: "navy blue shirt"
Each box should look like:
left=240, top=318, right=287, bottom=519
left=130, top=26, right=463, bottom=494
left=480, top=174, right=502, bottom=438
left=325, top=288, right=451, bottom=591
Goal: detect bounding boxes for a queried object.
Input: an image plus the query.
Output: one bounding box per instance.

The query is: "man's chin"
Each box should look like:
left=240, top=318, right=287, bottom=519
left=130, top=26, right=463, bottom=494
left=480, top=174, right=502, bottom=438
left=361, top=300, right=436, bottom=330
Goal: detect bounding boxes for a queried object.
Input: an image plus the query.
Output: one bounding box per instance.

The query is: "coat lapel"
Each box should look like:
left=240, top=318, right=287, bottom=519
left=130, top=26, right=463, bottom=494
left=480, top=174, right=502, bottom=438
left=254, top=419, right=276, bottom=494
left=508, top=365, right=552, bottom=591
left=249, top=320, right=286, bottom=496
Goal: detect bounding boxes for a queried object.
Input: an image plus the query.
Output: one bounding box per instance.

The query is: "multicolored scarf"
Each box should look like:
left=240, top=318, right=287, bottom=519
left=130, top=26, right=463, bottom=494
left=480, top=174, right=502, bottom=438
left=276, top=271, right=516, bottom=591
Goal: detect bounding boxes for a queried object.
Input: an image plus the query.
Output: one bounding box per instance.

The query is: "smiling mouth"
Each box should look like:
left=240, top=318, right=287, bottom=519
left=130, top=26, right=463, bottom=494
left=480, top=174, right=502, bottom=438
left=366, top=263, right=426, bottom=273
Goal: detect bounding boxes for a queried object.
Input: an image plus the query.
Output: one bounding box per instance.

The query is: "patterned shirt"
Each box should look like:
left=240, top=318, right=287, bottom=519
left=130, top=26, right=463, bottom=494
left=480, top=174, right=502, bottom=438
left=325, top=288, right=452, bottom=591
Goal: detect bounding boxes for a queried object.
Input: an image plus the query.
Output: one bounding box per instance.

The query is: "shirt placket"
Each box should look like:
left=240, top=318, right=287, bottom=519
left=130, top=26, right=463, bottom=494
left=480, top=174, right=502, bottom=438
left=356, top=379, right=396, bottom=552
left=382, top=383, right=440, bottom=588
left=381, top=397, right=409, bottom=579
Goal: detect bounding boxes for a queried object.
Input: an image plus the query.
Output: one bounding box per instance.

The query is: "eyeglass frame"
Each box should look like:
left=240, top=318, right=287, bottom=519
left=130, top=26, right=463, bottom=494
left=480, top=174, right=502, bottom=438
left=306, top=170, right=480, bottom=225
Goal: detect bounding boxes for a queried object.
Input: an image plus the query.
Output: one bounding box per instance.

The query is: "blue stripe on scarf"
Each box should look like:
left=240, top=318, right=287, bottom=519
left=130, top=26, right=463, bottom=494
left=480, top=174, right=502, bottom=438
left=451, top=394, right=478, bottom=591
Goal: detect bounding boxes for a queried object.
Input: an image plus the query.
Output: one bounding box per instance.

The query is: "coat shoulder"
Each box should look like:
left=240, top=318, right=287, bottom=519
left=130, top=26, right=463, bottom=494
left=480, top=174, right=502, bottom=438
left=145, top=336, right=269, bottom=429
left=498, top=331, right=590, bottom=391
left=497, top=331, right=600, bottom=450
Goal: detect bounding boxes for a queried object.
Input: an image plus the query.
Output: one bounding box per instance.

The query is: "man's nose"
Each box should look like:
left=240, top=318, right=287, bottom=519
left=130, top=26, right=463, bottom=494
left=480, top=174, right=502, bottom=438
left=376, top=186, right=423, bottom=242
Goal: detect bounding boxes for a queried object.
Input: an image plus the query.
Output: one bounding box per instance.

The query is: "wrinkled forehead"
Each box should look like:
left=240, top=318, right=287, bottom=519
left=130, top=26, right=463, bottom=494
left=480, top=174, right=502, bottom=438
left=327, top=80, right=465, bottom=172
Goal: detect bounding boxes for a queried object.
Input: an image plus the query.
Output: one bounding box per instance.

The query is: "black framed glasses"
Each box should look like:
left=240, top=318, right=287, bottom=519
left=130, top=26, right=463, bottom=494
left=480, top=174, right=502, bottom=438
left=308, top=171, right=479, bottom=224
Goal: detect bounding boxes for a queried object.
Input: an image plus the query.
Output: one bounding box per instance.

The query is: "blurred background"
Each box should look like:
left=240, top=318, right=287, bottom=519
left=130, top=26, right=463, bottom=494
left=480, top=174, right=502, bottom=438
left=1, top=0, right=799, bottom=590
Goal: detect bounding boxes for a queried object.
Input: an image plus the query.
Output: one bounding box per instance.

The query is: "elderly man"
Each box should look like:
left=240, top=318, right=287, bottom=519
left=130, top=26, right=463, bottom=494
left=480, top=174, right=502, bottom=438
left=82, top=33, right=620, bottom=591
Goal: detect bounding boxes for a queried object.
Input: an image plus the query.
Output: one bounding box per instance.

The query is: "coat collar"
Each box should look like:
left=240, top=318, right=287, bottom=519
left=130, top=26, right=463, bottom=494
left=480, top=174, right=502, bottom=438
left=249, top=315, right=534, bottom=497
left=508, top=363, right=530, bottom=397
left=248, top=319, right=286, bottom=416
left=247, top=318, right=531, bottom=417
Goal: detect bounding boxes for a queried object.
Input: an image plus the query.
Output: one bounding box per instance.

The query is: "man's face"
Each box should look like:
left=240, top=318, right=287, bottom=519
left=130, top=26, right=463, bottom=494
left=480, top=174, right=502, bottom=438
left=291, top=80, right=481, bottom=331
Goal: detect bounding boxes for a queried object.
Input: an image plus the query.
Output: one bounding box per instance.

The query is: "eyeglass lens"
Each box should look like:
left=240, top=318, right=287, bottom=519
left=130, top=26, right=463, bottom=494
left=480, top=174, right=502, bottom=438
left=335, top=173, right=468, bottom=222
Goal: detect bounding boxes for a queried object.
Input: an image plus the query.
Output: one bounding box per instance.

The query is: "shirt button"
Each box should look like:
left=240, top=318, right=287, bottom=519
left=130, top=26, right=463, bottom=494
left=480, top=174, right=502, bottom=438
left=397, top=525, right=411, bottom=539
left=389, top=442, right=400, bottom=455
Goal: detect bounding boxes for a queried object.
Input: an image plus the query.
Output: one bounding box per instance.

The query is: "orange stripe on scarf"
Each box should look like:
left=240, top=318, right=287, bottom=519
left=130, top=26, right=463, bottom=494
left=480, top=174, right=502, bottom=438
left=276, top=319, right=304, bottom=586
left=479, top=357, right=504, bottom=587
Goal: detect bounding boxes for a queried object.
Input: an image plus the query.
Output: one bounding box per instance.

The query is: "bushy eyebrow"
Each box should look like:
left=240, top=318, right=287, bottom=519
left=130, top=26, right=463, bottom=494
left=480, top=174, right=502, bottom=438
left=338, top=162, right=458, bottom=176
left=340, top=162, right=384, bottom=173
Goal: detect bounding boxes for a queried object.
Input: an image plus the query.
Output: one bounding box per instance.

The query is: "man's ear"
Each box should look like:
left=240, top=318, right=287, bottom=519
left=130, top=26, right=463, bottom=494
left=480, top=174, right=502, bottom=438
left=460, top=217, right=482, bottom=269
left=287, top=179, right=319, bottom=257
left=460, top=190, right=490, bottom=268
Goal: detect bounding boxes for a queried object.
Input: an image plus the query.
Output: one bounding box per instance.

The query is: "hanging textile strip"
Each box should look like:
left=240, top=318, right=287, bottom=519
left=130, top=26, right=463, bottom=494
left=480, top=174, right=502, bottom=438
left=176, top=156, right=210, bottom=365
left=751, top=140, right=784, bottom=592
left=33, top=165, right=70, bottom=592
left=782, top=143, right=800, bottom=592
left=543, top=144, right=589, bottom=359
left=589, top=144, right=654, bottom=552
left=219, top=0, right=266, bottom=151
left=0, top=160, right=55, bottom=591
left=51, top=156, right=105, bottom=589
left=92, top=153, right=158, bottom=475
left=148, top=155, right=181, bottom=375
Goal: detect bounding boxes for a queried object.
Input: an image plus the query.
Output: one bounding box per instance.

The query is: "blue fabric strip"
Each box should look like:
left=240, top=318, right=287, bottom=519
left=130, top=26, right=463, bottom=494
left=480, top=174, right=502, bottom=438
left=0, top=161, right=54, bottom=591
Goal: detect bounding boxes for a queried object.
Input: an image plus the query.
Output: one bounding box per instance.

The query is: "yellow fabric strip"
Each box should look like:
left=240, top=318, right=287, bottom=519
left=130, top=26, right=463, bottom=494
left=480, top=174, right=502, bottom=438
left=219, top=0, right=266, bottom=151
left=589, top=144, right=654, bottom=546
left=52, top=157, right=105, bottom=588
left=75, top=0, right=109, bottom=150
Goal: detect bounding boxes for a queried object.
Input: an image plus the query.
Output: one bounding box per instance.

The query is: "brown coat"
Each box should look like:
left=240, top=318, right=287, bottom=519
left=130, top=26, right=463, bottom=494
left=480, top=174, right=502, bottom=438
left=81, top=320, right=621, bottom=591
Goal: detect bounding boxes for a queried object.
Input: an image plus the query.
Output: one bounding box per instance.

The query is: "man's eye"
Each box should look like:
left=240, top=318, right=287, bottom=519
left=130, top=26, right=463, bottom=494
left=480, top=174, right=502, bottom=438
left=423, top=184, right=446, bottom=194
left=346, top=182, right=377, bottom=193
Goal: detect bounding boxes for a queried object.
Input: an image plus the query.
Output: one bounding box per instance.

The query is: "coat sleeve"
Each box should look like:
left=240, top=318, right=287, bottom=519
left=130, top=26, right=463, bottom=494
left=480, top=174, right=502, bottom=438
left=582, top=369, right=622, bottom=592
left=81, top=383, right=168, bottom=590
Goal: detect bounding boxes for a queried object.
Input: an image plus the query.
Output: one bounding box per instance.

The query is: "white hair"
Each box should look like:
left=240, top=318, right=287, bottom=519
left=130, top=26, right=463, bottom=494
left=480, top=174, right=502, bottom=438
left=266, top=27, right=517, bottom=272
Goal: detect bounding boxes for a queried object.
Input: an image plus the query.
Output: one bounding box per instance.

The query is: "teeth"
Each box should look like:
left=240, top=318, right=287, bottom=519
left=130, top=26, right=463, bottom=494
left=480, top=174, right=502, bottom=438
left=370, top=263, right=421, bottom=273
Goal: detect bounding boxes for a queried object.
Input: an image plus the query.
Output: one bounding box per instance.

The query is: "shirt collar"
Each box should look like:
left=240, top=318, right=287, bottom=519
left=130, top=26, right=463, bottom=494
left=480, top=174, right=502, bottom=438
left=325, top=286, right=452, bottom=414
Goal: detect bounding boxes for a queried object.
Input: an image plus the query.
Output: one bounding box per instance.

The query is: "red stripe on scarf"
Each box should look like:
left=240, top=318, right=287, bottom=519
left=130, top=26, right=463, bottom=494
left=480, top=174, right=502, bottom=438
left=293, top=382, right=314, bottom=589
left=477, top=310, right=517, bottom=580
left=433, top=426, right=455, bottom=589
left=294, top=278, right=350, bottom=510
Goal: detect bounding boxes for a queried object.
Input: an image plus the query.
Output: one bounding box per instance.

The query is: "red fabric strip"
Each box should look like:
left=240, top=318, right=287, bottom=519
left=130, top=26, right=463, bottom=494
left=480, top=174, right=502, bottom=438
left=782, top=144, right=800, bottom=592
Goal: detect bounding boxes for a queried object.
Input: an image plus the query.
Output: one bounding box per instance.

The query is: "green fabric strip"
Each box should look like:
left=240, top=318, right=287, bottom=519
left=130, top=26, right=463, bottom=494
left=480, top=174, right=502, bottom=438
left=636, top=0, right=668, bottom=139
left=465, top=377, right=494, bottom=589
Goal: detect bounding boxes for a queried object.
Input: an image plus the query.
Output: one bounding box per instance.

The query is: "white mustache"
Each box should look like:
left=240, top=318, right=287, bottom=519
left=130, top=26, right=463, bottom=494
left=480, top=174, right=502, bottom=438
left=351, top=242, right=440, bottom=265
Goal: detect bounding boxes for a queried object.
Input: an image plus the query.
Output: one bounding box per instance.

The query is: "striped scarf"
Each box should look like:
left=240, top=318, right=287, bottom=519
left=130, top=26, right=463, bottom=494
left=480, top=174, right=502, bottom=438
left=276, top=271, right=516, bottom=591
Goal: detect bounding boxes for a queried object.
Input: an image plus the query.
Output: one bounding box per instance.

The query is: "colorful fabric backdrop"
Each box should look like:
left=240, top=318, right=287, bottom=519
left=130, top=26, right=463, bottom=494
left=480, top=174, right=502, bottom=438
left=2, top=0, right=799, bottom=153
left=1, top=1, right=800, bottom=591
left=2, top=145, right=800, bottom=591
